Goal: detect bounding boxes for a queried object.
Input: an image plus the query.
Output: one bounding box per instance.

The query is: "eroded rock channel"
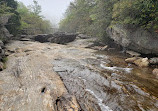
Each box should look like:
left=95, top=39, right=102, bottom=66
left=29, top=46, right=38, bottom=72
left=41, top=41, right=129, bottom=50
left=0, top=38, right=158, bottom=111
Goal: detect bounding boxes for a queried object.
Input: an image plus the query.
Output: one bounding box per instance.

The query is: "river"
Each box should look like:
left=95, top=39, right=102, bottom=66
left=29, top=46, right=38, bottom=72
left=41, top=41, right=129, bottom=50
left=52, top=38, right=158, bottom=111
left=0, top=38, right=158, bottom=111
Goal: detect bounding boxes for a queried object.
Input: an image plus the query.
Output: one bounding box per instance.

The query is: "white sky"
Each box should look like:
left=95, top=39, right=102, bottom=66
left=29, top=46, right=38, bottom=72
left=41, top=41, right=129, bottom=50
left=16, top=0, right=73, bottom=26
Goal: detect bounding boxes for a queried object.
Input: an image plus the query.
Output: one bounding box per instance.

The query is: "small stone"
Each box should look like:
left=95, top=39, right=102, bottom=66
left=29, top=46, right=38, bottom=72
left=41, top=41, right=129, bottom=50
left=5, top=51, right=11, bottom=56
left=0, top=40, right=4, bottom=47
left=149, top=58, right=158, bottom=65
left=100, top=45, right=108, bottom=51
left=108, top=48, right=116, bottom=52
left=0, top=62, right=4, bottom=71
left=134, top=58, right=149, bottom=67
left=20, top=38, right=31, bottom=41
left=125, top=57, right=140, bottom=63
left=126, top=50, right=141, bottom=57
left=152, top=68, right=158, bottom=76
left=91, top=46, right=102, bottom=50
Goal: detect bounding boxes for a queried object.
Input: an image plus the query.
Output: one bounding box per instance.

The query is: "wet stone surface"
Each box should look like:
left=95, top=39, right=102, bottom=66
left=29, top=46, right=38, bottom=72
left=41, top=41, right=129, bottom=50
left=52, top=52, right=158, bottom=111
left=1, top=39, right=158, bottom=111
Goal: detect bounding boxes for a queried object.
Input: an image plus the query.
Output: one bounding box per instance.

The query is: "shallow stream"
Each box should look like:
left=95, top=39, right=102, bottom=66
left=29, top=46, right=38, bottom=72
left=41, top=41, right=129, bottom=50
left=52, top=40, right=158, bottom=111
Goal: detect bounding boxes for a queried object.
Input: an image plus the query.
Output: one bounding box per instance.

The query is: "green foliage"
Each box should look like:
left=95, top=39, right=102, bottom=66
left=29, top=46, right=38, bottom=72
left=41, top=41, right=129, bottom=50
left=2, top=57, right=8, bottom=69
left=60, top=0, right=158, bottom=43
left=17, top=2, right=52, bottom=35
left=59, top=0, right=117, bottom=42
left=0, top=0, right=21, bottom=35
left=0, top=2, right=12, bottom=14
left=60, top=0, right=96, bottom=34
left=6, top=12, right=21, bottom=35
left=113, top=0, right=158, bottom=30
left=28, top=0, right=42, bottom=16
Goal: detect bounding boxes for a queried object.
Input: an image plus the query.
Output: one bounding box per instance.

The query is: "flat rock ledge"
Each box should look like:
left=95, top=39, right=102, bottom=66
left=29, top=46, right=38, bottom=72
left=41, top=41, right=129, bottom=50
left=0, top=41, right=80, bottom=111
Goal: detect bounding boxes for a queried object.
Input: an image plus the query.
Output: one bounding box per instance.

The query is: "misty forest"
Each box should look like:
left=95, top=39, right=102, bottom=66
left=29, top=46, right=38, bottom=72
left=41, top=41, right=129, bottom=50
left=0, top=0, right=158, bottom=111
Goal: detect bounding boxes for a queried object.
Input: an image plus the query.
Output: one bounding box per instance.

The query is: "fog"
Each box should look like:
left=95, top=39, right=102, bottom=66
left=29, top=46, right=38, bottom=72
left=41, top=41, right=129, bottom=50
left=17, top=0, right=73, bottom=27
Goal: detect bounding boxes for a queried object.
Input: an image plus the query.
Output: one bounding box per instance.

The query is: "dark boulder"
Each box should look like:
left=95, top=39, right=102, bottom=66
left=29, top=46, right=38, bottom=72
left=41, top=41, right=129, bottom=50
left=34, top=34, right=53, bottom=43
left=49, top=33, right=77, bottom=44
left=0, top=15, right=12, bottom=42
left=34, top=32, right=77, bottom=44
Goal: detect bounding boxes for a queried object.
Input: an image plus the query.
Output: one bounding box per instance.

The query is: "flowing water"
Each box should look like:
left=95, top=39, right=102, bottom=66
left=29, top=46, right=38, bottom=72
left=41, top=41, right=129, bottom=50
left=52, top=39, right=158, bottom=111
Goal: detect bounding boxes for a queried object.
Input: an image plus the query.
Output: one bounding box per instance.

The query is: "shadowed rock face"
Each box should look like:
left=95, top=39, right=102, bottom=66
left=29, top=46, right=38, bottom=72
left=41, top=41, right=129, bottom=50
left=34, top=32, right=77, bottom=44
left=34, top=34, right=53, bottom=43
left=107, top=25, right=158, bottom=55
left=0, top=15, right=12, bottom=70
left=0, top=15, right=12, bottom=42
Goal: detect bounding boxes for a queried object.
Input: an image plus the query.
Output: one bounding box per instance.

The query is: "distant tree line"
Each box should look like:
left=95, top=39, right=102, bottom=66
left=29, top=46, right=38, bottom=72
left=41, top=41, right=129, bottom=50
left=0, top=0, right=52, bottom=35
left=59, top=0, right=158, bottom=41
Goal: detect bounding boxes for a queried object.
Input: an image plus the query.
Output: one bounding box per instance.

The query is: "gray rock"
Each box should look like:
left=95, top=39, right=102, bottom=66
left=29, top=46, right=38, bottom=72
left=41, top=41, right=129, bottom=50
left=77, top=34, right=90, bottom=39
left=50, top=34, right=77, bottom=44
left=100, top=45, right=108, bottom=51
left=0, top=15, right=11, bottom=25
left=34, top=34, right=53, bottom=43
left=34, top=33, right=77, bottom=44
left=0, top=40, right=4, bottom=48
left=0, top=62, right=3, bottom=71
left=0, top=14, right=12, bottom=42
left=149, top=58, right=158, bottom=65
left=126, top=50, right=141, bottom=57
left=107, top=25, right=158, bottom=55
left=20, top=38, right=31, bottom=41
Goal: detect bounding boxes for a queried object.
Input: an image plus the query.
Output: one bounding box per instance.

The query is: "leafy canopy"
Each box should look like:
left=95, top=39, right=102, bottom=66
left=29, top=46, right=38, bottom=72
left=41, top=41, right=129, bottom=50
left=59, top=0, right=158, bottom=41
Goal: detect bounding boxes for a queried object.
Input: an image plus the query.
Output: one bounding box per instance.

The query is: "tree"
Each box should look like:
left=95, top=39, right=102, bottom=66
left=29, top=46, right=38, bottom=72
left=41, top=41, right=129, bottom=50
left=59, top=0, right=116, bottom=42
left=17, top=2, right=52, bottom=35
left=0, top=0, right=21, bottom=35
left=60, top=0, right=158, bottom=44
left=112, top=0, right=158, bottom=30
left=29, top=0, right=41, bottom=16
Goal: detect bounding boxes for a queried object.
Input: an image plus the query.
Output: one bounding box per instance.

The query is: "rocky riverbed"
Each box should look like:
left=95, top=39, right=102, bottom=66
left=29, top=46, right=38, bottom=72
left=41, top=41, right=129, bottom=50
left=0, top=37, right=158, bottom=111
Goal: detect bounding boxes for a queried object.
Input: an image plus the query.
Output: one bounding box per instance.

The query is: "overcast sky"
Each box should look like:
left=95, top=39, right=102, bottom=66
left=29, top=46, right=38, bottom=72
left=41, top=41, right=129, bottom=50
left=17, top=0, right=73, bottom=26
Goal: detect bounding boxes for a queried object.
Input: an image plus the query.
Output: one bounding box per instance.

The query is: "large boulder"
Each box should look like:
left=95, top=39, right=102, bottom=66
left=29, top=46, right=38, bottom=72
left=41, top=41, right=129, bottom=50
left=107, top=25, right=158, bottom=55
left=0, top=15, right=12, bottom=42
left=34, top=32, right=77, bottom=44
left=0, top=15, right=11, bottom=25
left=49, top=33, right=77, bottom=44
left=34, top=34, right=53, bottom=43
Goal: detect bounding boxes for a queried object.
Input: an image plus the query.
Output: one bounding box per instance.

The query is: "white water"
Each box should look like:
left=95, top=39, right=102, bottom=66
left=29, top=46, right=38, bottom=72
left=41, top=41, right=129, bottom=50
left=85, top=89, right=113, bottom=111
left=100, top=63, right=132, bottom=73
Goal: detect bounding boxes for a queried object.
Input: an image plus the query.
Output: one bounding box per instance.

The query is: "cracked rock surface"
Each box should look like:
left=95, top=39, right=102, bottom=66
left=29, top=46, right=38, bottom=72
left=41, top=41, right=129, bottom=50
left=0, top=41, right=80, bottom=111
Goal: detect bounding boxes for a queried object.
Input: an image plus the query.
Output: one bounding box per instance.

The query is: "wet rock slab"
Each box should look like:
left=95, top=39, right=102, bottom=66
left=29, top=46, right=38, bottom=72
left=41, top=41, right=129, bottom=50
left=52, top=56, right=158, bottom=111
left=0, top=41, right=80, bottom=111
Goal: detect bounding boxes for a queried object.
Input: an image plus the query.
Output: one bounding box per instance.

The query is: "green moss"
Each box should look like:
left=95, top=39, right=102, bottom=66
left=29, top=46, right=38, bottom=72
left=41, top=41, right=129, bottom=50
left=2, top=57, right=8, bottom=63
left=2, top=57, right=8, bottom=69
